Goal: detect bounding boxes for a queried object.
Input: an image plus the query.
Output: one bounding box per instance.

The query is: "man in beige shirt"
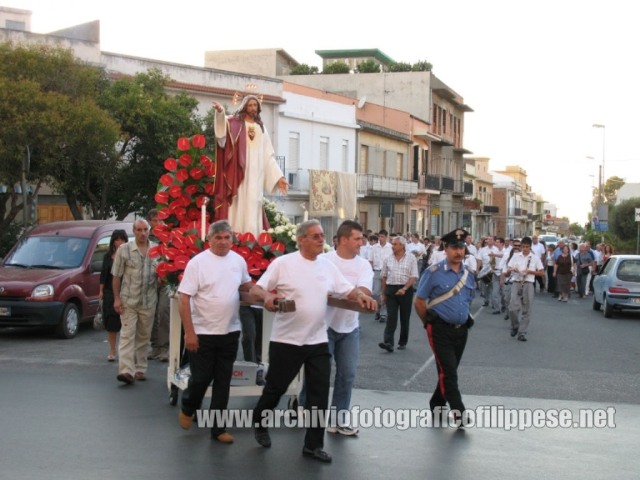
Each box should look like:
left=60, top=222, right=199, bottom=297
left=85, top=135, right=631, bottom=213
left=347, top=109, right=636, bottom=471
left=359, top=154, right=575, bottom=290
left=112, top=219, right=158, bottom=384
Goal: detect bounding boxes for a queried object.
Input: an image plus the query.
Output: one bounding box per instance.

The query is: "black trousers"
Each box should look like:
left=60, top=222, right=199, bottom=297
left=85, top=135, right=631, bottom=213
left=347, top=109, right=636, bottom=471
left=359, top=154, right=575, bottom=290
left=426, top=319, right=468, bottom=414
left=253, top=341, right=330, bottom=450
left=546, top=266, right=557, bottom=294
left=384, top=284, right=414, bottom=347
left=181, top=331, right=240, bottom=437
left=239, top=306, right=263, bottom=363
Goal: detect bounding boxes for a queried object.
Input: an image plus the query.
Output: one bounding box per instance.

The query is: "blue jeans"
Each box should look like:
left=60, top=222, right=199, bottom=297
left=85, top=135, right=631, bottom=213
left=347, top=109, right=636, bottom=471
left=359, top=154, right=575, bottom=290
left=328, top=327, right=360, bottom=426
left=299, top=327, right=360, bottom=427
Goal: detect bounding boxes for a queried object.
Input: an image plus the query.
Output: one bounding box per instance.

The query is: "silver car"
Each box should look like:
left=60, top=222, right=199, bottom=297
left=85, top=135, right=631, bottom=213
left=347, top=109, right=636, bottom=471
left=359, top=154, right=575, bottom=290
left=592, top=255, right=640, bottom=318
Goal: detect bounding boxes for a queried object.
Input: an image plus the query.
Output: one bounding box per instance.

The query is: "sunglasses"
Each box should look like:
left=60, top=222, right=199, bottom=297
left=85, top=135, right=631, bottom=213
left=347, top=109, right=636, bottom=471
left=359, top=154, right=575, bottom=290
left=307, top=233, right=325, bottom=240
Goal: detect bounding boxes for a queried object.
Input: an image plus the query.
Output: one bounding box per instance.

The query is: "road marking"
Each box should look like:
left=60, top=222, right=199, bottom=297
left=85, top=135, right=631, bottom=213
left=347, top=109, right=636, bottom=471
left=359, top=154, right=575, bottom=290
left=402, top=306, right=483, bottom=387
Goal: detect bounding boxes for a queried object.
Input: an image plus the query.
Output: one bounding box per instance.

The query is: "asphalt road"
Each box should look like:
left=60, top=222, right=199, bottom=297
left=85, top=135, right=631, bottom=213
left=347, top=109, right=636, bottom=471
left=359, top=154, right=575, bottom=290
left=1, top=289, right=639, bottom=480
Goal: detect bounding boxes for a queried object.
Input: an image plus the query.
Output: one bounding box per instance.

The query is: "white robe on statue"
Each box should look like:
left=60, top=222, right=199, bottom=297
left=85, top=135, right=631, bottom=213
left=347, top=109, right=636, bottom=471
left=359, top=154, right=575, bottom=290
left=215, top=111, right=284, bottom=236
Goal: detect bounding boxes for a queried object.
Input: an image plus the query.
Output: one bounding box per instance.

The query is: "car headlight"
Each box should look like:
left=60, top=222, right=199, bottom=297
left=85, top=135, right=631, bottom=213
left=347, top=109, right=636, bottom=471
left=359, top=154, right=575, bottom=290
left=31, top=284, right=54, bottom=299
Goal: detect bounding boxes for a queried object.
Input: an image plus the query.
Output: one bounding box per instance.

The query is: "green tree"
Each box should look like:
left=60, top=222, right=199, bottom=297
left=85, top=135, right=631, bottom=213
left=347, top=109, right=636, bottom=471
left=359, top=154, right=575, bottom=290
left=604, top=176, right=625, bottom=204
left=322, top=61, right=350, bottom=74
left=98, top=68, right=201, bottom=219
left=355, top=59, right=380, bottom=73
left=411, top=60, right=433, bottom=72
left=388, top=62, right=412, bottom=72
left=0, top=42, right=118, bottom=227
left=290, top=64, right=319, bottom=75
left=569, top=222, right=585, bottom=236
left=610, top=197, right=640, bottom=241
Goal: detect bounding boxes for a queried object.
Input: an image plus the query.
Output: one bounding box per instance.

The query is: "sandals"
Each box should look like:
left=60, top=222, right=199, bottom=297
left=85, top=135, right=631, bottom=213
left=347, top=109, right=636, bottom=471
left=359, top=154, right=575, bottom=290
left=107, top=355, right=116, bottom=362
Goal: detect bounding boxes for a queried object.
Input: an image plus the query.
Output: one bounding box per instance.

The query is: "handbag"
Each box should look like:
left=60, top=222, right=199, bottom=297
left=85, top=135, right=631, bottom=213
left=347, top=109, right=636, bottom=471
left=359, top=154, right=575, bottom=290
left=93, top=300, right=105, bottom=330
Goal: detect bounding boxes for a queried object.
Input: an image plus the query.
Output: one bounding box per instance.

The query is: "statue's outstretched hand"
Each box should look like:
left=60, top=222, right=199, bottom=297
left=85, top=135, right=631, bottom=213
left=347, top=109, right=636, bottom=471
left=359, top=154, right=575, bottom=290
left=277, top=177, right=289, bottom=194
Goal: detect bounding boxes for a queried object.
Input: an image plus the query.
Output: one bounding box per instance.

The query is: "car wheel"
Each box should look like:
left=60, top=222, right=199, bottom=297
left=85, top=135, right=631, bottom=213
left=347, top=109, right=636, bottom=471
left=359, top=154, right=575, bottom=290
left=592, top=294, right=601, bottom=311
left=55, top=303, right=80, bottom=339
left=603, top=295, right=614, bottom=319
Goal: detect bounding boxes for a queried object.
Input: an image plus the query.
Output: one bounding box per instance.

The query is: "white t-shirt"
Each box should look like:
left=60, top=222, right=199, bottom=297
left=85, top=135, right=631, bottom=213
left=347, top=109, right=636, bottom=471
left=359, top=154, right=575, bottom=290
left=406, top=241, right=426, bottom=258
left=506, top=252, right=544, bottom=283
left=257, top=251, right=354, bottom=345
left=323, top=250, right=374, bottom=334
left=370, top=242, right=393, bottom=270
left=178, top=249, right=250, bottom=335
left=428, top=249, right=446, bottom=266
left=531, top=242, right=546, bottom=260
left=464, top=254, right=478, bottom=274
left=465, top=243, right=478, bottom=257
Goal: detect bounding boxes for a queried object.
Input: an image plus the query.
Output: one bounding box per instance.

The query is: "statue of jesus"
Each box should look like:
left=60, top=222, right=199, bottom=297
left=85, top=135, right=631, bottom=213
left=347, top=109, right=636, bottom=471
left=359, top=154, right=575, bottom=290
left=212, top=95, right=288, bottom=236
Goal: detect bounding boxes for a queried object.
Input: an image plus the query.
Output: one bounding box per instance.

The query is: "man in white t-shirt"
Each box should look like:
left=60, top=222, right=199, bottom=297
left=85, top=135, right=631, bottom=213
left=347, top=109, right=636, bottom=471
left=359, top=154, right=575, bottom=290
left=369, top=229, right=393, bottom=322
left=177, top=220, right=254, bottom=444
left=530, top=235, right=546, bottom=293
left=406, top=233, right=427, bottom=271
left=506, top=236, right=545, bottom=342
left=250, top=220, right=376, bottom=463
left=323, top=220, right=373, bottom=436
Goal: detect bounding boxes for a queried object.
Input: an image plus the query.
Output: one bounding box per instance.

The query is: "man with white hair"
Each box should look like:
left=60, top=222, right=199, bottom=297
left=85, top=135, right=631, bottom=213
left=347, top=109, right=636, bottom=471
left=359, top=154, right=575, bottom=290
left=378, top=235, right=419, bottom=352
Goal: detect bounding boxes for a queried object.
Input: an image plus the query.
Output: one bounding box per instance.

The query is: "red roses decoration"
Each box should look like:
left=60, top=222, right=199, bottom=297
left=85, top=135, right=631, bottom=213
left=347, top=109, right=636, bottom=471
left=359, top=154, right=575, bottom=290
left=149, top=134, right=214, bottom=288
left=150, top=134, right=293, bottom=291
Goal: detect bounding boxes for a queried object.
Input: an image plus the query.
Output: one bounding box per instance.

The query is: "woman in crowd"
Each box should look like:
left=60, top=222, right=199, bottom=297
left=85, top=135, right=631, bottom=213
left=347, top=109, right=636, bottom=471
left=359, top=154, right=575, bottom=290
left=602, top=243, right=614, bottom=263
left=545, top=244, right=557, bottom=296
left=99, top=229, right=129, bottom=361
left=553, top=245, right=574, bottom=302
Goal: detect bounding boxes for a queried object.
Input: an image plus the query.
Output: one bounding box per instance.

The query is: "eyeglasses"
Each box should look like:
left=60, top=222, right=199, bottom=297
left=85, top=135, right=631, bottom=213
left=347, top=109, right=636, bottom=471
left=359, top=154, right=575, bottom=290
left=307, top=233, right=325, bottom=240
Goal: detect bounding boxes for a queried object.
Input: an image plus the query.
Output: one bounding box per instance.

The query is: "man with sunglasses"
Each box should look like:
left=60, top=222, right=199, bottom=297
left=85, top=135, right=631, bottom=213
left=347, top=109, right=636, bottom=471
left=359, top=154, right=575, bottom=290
left=250, top=219, right=376, bottom=463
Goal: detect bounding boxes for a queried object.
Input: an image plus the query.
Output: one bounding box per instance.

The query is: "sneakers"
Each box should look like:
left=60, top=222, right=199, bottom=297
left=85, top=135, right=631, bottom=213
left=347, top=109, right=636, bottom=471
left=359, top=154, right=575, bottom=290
left=378, top=342, right=394, bottom=353
left=178, top=410, right=193, bottom=430
left=517, top=333, right=527, bottom=342
left=326, top=425, right=359, bottom=436
left=379, top=316, right=387, bottom=323
left=510, top=328, right=518, bottom=337
left=397, top=345, right=406, bottom=350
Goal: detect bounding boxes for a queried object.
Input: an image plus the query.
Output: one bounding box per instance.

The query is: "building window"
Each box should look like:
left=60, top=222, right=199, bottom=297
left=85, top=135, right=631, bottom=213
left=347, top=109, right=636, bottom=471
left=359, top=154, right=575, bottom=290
left=359, top=211, right=368, bottom=231
left=341, top=139, right=349, bottom=172
left=320, top=136, right=329, bottom=170
left=359, top=145, right=369, bottom=174
left=396, top=152, right=403, bottom=178
left=288, top=132, right=300, bottom=187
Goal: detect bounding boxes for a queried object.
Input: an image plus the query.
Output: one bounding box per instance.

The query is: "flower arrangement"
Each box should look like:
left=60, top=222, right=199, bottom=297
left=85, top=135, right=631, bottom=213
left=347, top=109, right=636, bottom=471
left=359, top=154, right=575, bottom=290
left=149, top=135, right=298, bottom=291
left=149, top=134, right=214, bottom=291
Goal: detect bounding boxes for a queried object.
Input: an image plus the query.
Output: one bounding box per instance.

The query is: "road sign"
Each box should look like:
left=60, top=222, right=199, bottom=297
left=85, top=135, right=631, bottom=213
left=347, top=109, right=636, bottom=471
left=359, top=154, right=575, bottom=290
left=635, top=208, right=640, bottom=222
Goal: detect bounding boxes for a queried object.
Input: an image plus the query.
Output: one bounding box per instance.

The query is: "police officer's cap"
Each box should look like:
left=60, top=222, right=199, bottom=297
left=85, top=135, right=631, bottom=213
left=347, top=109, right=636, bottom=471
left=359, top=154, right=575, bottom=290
left=442, top=228, right=469, bottom=248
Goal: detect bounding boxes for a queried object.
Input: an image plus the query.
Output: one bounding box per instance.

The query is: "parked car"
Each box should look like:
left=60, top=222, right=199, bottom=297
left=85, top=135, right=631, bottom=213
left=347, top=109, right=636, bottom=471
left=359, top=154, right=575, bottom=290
left=539, top=234, right=559, bottom=246
left=0, top=220, right=133, bottom=338
left=592, top=255, right=640, bottom=318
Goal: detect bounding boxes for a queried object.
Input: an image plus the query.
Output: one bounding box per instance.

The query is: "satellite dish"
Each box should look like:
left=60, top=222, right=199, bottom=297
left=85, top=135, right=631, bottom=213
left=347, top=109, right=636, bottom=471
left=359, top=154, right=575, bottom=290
left=357, top=96, right=367, bottom=109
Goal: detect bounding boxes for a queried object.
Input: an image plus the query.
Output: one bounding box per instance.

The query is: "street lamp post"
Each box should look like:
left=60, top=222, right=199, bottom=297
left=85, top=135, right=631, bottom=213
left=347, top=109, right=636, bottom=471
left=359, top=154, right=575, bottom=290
left=592, top=124, right=605, bottom=242
left=592, top=124, right=605, bottom=202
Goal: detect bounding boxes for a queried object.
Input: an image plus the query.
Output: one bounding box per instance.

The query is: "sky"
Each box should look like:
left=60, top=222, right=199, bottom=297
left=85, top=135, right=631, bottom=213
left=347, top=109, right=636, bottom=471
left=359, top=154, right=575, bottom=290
left=5, top=0, right=640, bottom=225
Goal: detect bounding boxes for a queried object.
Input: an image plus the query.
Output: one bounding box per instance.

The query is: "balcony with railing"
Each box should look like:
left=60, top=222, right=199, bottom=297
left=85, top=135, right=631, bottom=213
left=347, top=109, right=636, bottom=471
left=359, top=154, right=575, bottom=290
left=417, top=175, right=471, bottom=196
left=357, top=174, right=417, bottom=198
left=284, top=169, right=415, bottom=198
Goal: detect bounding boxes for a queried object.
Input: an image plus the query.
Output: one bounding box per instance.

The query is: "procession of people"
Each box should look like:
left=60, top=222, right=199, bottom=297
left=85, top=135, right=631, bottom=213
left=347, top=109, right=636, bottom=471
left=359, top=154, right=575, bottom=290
left=101, top=100, right=615, bottom=465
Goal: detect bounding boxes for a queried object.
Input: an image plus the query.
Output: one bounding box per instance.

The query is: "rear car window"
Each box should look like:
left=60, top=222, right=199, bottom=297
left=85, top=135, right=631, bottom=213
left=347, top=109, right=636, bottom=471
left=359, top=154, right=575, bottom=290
left=616, top=260, right=640, bottom=283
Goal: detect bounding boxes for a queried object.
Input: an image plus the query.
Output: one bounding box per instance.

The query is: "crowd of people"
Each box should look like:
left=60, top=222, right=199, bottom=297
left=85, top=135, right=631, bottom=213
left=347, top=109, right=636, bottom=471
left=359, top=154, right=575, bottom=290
left=99, top=210, right=615, bottom=462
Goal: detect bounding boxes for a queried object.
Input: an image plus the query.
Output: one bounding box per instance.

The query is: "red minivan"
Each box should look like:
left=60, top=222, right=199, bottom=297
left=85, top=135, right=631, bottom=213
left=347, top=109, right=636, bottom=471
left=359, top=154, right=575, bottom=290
left=0, top=220, right=133, bottom=338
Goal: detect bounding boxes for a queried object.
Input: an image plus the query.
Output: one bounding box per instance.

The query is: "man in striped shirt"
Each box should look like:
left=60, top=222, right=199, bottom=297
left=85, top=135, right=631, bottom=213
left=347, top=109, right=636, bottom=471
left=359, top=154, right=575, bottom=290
left=378, top=236, right=419, bottom=352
